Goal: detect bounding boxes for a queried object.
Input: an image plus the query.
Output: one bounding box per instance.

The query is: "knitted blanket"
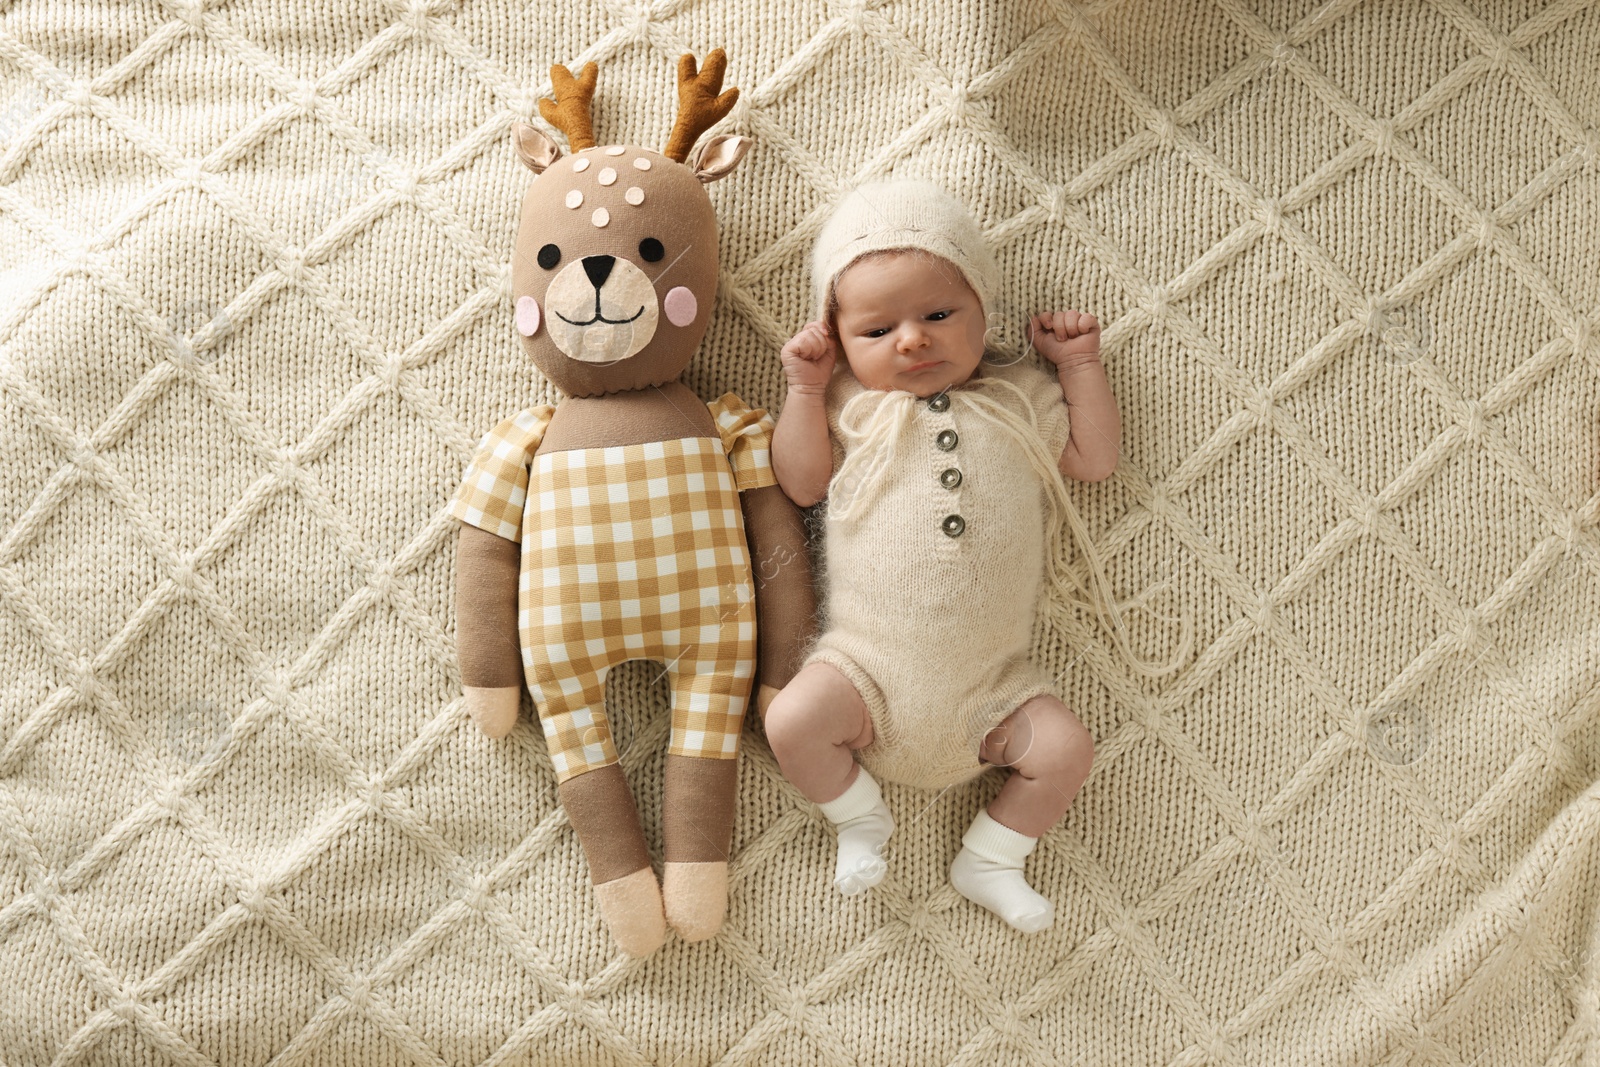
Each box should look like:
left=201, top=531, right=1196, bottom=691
left=1, top=1, right=1597, bottom=1063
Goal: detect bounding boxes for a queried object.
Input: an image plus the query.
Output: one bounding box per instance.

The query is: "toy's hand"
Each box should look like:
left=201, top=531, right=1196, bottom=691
left=465, top=685, right=520, bottom=739
left=780, top=319, right=838, bottom=393
left=1029, top=310, right=1101, bottom=369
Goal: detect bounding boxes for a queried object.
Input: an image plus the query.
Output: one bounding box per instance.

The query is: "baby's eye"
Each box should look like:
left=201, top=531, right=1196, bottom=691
left=864, top=327, right=889, bottom=338
left=926, top=309, right=951, bottom=321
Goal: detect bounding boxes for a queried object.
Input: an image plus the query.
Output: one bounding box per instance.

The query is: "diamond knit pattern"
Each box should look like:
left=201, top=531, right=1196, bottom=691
left=0, top=1, right=1597, bottom=1064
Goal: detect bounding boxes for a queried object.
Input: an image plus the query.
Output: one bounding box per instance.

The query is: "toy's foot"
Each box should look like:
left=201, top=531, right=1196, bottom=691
left=593, top=867, right=666, bottom=957
left=663, top=860, right=728, bottom=942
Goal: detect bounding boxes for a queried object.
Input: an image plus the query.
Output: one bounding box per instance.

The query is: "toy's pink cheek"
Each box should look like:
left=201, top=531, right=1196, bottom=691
left=515, top=296, right=541, bottom=336
left=664, top=287, right=697, bottom=327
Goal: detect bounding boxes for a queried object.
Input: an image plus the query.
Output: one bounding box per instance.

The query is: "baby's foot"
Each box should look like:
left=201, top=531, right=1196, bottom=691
left=817, top=769, right=894, bottom=896
left=949, top=809, right=1054, bottom=933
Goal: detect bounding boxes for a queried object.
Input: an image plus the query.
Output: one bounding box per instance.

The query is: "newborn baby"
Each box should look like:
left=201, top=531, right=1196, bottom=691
left=765, top=180, right=1182, bottom=933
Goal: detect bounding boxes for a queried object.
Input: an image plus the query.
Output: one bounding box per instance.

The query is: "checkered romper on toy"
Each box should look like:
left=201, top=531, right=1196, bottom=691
left=449, top=394, right=777, bottom=783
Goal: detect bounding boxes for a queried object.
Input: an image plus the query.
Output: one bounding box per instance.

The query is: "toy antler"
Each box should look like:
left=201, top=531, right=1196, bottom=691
left=537, top=62, right=598, bottom=151
left=663, top=50, right=738, bottom=163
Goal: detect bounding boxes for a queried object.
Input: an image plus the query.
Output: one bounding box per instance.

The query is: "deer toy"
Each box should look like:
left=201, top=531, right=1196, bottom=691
left=447, top=50, right=814, bottom=956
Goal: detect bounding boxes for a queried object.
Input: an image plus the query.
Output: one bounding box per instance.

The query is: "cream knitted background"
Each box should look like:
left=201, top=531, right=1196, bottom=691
left=1, top=0, right=1598, bottom=1063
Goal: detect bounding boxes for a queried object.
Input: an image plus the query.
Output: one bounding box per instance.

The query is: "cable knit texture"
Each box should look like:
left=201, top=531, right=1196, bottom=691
left=0, top=1, right=1598, bottom=1064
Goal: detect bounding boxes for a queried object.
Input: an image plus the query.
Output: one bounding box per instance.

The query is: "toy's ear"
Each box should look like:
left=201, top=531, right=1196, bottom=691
left=513, top=122, right=562, bottom=172
left=692, top=133, right=751, bottom=183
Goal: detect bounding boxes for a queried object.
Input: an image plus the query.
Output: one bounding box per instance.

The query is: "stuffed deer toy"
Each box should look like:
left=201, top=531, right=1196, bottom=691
left=448, top=50, right=813, bottom=956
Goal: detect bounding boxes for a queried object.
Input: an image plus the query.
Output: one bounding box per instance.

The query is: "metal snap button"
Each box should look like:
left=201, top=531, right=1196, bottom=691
left=935, top=429, right=958, bottom=451
left=939, top=467, right=961, bottom=489
left=941, top=514, right=965, bottom=537
left=927, top=392, right=950, bottom=412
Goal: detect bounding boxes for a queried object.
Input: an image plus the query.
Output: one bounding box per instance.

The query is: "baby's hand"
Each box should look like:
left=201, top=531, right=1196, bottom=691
left=780, top=319, right=837, bottom=394
left=1029, top=310, right=1101, bottom=369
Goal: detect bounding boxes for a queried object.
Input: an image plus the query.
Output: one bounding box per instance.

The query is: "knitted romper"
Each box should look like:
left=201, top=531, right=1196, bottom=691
left=800, top=356, right=1076, bottom=792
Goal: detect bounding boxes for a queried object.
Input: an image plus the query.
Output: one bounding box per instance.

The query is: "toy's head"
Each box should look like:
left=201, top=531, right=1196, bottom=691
left=509, top=51, right=750, bottom=397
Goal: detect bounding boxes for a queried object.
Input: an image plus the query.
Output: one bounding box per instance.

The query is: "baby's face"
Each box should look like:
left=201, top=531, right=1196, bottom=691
left=831, top=250, right=986, bottom=396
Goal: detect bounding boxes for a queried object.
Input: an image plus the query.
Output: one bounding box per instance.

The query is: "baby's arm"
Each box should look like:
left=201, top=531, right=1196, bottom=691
left=1030, top=311, right=1121, bottom=483
left=772, top=319, right=838, bottom=507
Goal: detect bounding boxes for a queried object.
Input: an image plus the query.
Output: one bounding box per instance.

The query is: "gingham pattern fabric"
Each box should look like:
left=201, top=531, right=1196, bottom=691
left=448, top=395, right=774, bottom=782
left=708, top=391, right=778, bottom=493
left=521, top=434, right=758, bottom=781
left=446, top=403, right=557, bottom=543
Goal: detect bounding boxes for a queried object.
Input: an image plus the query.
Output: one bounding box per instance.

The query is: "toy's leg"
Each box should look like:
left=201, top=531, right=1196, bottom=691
left=535, top=666, right=665, bottom=957
left=658, top=615, right=754, bottom=942
left=660, top=753, right=737, bottom=941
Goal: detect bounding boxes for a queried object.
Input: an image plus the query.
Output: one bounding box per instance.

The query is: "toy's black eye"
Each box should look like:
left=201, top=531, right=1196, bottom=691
left=537, top=243, right=561, bottom=270
left=638, top=238, right=664, bottom=262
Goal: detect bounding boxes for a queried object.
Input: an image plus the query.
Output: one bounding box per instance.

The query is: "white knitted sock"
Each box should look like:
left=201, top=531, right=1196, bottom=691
left=949, top=809, right=1054, bottom=933
left=816, top=768, right=894, bottom=896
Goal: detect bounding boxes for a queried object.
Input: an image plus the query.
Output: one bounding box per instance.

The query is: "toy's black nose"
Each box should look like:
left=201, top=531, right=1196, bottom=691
left=582, top=254, right=615, bottom=289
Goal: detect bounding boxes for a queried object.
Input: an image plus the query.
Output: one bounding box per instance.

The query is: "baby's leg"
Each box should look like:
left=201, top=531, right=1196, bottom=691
left=951, top=694, right=1095, bottom=932
left=763, top=661, right=874, bottom=801
left=981, top=694, right=1096, bottom=836
left=764, top=662, right=894, bottom=894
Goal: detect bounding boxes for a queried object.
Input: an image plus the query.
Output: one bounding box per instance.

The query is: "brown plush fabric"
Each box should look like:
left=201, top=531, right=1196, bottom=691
left=662, top=754, right=739, bottom=863
left=508, top=141, right=723, bottom=398
left=557, top=764, right=653, bottom=885
left=453, top=524, right=522, bottom=689
left=536, top=381, right=717, bottom=451
left=740, top=482, right=817, bottom=694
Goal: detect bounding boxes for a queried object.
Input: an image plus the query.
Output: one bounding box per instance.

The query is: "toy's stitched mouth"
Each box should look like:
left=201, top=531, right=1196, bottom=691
left=555, top=288, right=645, bottom=326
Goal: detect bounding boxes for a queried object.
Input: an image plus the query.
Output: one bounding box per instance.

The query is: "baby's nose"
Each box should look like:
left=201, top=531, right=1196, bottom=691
left=897, top=326, right=929, bottom=351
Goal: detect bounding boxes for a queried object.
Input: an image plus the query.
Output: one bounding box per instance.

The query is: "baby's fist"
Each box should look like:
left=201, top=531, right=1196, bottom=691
left=780, top=319, right=837, bottom=393
left=1030, top=310, right=1101, bottom=368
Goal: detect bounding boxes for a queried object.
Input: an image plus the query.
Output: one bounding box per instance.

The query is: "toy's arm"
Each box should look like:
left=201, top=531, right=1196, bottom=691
left=740, top=483, right=815, bottom=718
left=447, top=404, right=554, bottom=738
left=711, top=392, right=817, bottom=718
left=456, top=525, right=523, bottom=738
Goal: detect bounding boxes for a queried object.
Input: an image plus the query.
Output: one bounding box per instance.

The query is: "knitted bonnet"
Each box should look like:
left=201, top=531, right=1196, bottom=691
left=810, top=179, right=999, bottom=324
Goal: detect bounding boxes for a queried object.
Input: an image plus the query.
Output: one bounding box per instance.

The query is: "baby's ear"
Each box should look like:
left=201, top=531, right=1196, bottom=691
left=512, top=122, right=562, bottom=172
left=692, top=133, right=751, bottom=183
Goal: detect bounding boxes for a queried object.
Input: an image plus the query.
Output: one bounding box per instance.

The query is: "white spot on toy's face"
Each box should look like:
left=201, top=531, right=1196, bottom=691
left=633, top=157, right=650, bottom=171
left=664, top=286, right=697, bottom=327
left=515, top=295, right=541, bottom=336
left=565, top=189, right=582, bottom=208
left=604, top=145, right=625, bottom=155
left=598, top=167, right=616, bottom=185
left=591, top=206, right=609, bottom=227
left=573, top=157, right=590, bottom=172
left=625, top=186, right=644, bottom=205
left=543, top=255, right=660, bottom=363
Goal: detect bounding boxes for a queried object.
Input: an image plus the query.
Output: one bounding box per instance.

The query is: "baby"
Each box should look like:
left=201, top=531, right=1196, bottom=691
left=765, top=180, right=1182, bottom=932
